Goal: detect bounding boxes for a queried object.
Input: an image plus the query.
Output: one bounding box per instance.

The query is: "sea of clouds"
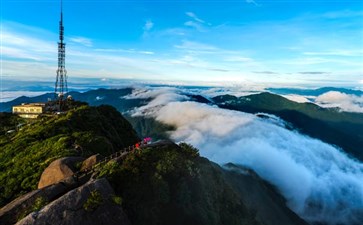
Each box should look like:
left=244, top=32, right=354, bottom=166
left=0, top=91, right=47, bottom=102
left=279, top=91, right=363, bottom=113
left=315, top=91, right=363, bottom=113
left=128, top=87, right=363, bottom=225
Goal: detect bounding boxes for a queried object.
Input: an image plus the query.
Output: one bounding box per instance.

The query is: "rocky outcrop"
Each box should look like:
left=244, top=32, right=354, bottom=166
left=81, top=154, right=103, bottom=171
left=16, top=178, right=130, bottom=225
left=0, top=175, right=81, bottom=225
left=38, top=157, right=84, bottom=189
left=0, top=190, right=42, bottom=225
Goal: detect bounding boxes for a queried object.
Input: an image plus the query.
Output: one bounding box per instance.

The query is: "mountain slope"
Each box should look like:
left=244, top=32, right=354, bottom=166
left=223, top=164, right=308, bottom=225
left=0, top=104, right=139, bottom=207
left=97, top=141, right=308, bottom=225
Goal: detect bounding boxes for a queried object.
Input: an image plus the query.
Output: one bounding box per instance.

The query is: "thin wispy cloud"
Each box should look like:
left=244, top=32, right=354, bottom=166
left=207, top=68, right=231, bottom=72
left=299, top=71, right=330, bottom=75
left=1, top=23, right=158, bottom=79
left=175, top=40, right=217, bottom=51
left=186, top=12, right=205, bottom=24
left=1, top=31, right=56, bottom=67
left=69, top=36, right=93, bottom=47
left=246, top=0, right=259, bottom=6
left=95, top=48, right=154, bottom=55
left=2, top=25, right=55, bottom=56
left=2, top=60, right=56, bottom=79
left=2, top=46, right=45, bottom=61
left=303, top=50, right=363, bottom=57
left=224, top=56, right=254, bottom=62
left=321, top=10, right=363, bottom=19
left=142, top=19, right=154, bottom=38
left=143, top=19, right=154, bottom=31
left=253, top=71, right=278, bottom=74
left=184, top=21, right=204, bottom=32
left=1, top=4, right=362, bottom=87
left=184, top=11, right=210, bottom=31
left=174, top=40, right=252, bottom=59
left=2, top=24, right=241, bottom=82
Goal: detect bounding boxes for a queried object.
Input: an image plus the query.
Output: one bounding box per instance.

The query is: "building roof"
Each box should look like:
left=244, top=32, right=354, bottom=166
left=13, top=103, right=46, bottom=108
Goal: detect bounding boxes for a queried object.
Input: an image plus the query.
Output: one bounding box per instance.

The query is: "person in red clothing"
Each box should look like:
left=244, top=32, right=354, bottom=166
left=143, top=137, right=152, bottom=144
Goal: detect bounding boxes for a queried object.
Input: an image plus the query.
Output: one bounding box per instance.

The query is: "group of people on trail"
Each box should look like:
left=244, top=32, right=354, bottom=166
left=133, top=137, right=152, bottom=150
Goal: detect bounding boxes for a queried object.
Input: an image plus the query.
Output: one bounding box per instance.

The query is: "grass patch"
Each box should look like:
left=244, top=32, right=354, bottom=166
left=83, top=190, right=103, bottom=211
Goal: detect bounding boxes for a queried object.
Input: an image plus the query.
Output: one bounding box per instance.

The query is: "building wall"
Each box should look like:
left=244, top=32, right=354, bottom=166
left=17, top=114, right=40, bottom=119
left=12, top=105, right=44, bottom=119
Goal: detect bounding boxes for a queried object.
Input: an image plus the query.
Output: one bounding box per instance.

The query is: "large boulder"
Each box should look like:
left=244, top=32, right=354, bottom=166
left=38, top=157, right=84, bottom=189
left=16, top=178, right=130, bottom=225
left=0, top=176, right=80, bottom=225
left=81, top=154, right=103, bottom=171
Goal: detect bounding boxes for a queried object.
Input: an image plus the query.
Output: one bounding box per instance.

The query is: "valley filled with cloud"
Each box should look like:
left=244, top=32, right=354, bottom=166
left=127, top=86, right=363, bottom=225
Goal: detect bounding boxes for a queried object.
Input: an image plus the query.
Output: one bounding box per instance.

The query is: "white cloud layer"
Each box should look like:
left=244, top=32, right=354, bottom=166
left=0, top=91, right=47, bottom=102
left=129, top=87, right=363, bottom=225
left=315, top=91, right=363, bottom=113
left=282, top=94, right=311, bottom=103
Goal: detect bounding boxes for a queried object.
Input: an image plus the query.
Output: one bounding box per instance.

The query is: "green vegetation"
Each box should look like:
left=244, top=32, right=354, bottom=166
left=213, top=92, right=363, bottom=161
left=83, top=191, right=103, bottom=211
left=97, top=142, right=260, bottom=225
left=0, top=112, right=25, bottom=136
left=97, top=160, right=120, bottom=178
left=0, top=104, right=139, bottom=207
left=111, top=195, right=122, bottom=205
left=32, top=196, right=48, bottom=212
left=17, top=196, right=48, bottom=221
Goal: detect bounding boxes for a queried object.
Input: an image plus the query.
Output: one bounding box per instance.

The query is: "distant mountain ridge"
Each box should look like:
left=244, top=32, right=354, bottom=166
left=267, top=87, right=363, bottom=96
left=0, top=88, right=139, bottom=112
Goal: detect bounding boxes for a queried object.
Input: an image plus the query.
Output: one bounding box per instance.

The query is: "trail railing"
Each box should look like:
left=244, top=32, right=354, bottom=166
left=72, top=139, right=151, bottom=180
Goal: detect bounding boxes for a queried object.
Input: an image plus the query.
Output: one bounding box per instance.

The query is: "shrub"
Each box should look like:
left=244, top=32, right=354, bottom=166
left=111, top=195, right=122, bottom=205
left=83, top=190, right=103, bottom=211
left=32, top=196, right=48, bottom=211
left=17, top=196, right=48, bottom=222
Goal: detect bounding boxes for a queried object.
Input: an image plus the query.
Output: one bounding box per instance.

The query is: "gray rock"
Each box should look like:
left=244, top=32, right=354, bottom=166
left=0, top=175, right=82, bottom=225
left=0, top=190, right=41, bottom=225
left=16, top=178, right=130, bottom=225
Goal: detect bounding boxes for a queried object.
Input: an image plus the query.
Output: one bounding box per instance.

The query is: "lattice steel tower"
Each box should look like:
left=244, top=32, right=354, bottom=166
left=55, top=0, right=68, bottom=108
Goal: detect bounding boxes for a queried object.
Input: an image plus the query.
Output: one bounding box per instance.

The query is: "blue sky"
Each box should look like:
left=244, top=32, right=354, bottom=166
left=1, top=0, right=363, bottom=87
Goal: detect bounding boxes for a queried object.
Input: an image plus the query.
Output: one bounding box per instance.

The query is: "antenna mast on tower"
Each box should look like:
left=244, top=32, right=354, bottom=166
left=54, top=0, right=68, bottom=110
